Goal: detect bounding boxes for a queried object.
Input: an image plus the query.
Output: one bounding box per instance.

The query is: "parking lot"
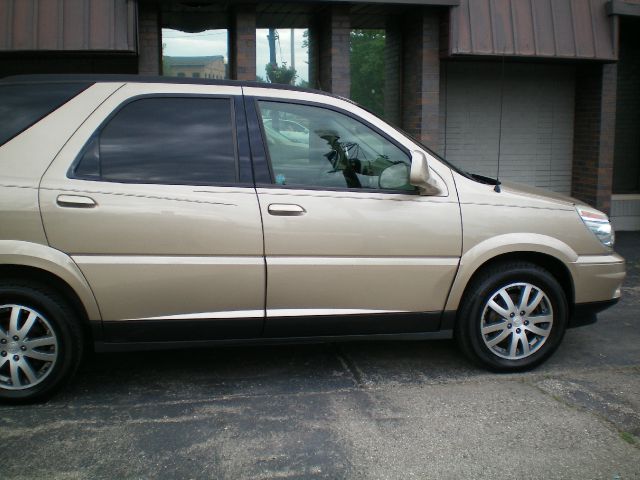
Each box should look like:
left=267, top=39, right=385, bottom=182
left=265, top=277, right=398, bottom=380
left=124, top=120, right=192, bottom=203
left=1, top=233, right=639, bottom=479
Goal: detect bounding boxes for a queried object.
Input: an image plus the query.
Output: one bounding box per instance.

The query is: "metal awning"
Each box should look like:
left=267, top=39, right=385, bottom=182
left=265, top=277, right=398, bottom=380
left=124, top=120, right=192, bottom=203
left=449, top=0, right=618, bottom=61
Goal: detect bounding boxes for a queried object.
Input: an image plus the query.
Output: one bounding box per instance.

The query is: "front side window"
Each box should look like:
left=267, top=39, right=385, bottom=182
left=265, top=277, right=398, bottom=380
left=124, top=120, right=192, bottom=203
left=74, top=97, right=237, bottom=185
left=258, top=101, right=413, bottom=191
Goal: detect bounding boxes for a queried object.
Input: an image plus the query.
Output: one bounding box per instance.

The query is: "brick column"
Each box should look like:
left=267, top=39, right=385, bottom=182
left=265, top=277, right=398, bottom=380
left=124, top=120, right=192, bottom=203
left=384, top=17, right=402, bottom=126
left=315, top=6, right=350, bottom=97
left=229, top=5, right=256, bottom=81
left=137, top=1, right=161, bottom=75
left=401, top=9, right=441, bottom=151
left=571, top=63, right=617, bottom=213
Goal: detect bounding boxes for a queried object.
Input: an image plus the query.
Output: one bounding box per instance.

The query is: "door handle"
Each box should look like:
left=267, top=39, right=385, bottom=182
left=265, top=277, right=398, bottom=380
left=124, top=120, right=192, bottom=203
left=267, top=203, right=306, bottom=216
left=56, top=195, right=97, bottom=208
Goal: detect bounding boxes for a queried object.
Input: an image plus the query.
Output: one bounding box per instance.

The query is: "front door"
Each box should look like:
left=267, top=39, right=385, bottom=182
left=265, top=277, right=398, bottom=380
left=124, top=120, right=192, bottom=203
left=39, top=84, right=265, bottom=342
left=250, top=97, right=462, bottom=337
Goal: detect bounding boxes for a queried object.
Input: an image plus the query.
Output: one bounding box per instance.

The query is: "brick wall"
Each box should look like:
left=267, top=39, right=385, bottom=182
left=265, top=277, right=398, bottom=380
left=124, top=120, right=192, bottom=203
left=137, top=1, right=161, bottom=75
left=401, top=10, right=441, bottom=152
left=571, top=63, right=617, bottom=213
left=229, top=5, right=256, bottom=81
left=316, top=6, right=350, bottom=97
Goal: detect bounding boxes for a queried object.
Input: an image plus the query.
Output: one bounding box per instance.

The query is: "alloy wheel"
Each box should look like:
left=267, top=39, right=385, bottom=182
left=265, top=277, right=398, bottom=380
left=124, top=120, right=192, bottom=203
left=0, top=304, right=59, bottom=390
left=480, top=282, right=554, bottom=360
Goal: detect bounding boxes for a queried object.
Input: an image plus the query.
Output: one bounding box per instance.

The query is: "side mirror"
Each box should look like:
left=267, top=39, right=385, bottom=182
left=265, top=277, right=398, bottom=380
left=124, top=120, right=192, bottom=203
left=379, top=162, right=411, bottom=190
left=410, top=150, right=442, bottom=195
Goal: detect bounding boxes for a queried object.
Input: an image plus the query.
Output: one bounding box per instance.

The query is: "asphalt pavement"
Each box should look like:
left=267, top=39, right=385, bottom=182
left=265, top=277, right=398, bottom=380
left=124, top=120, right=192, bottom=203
left=1, top=233, right=639, bottom=479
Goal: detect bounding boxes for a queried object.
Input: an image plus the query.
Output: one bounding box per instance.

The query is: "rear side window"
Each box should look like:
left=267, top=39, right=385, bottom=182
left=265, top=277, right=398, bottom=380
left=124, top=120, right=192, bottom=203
left=0, top=83, right=90, bottom=146
left=73, top=97, right=237, bottom=185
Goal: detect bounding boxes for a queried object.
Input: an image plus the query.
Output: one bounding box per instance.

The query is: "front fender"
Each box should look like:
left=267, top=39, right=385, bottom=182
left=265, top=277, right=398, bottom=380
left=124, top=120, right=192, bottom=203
left=444, top=233, right=578, bottom=311
left=0, top=240, right=101, bottom=320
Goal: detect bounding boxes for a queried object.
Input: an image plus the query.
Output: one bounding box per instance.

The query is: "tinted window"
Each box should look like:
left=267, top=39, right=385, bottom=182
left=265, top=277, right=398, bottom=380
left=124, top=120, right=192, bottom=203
left=258, top=101, right=413, bottom=191
left=0, top=83, right=90, bottom=146
left=75, top=97, right=237, bottom=185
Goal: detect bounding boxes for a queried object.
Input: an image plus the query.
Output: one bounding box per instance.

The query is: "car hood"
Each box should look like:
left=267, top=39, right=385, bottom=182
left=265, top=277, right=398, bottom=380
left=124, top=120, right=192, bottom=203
left=498, top=180, right=585, bottom=209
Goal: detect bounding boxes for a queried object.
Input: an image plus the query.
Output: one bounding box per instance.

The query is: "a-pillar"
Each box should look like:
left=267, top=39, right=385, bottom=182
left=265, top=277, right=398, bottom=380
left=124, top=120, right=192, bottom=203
left=229, top=5, right=256, bottom=81
left=571, top=63, right=618, bottom=213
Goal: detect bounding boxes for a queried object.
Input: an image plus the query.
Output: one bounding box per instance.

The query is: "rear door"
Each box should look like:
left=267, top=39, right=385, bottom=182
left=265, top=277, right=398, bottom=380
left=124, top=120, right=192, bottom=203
left=39, top=83, right=265, bottom=343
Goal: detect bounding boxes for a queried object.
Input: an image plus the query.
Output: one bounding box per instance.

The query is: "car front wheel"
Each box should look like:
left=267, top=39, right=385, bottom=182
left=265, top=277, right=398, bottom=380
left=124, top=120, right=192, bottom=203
left=456, top=262, right=568, bottom=371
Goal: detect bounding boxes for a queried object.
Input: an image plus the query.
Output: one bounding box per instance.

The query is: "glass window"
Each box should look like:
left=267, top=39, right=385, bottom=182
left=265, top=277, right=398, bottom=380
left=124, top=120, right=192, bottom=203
left=256, top=28, right=309, bottom=87
left=350, top=30, right=385, bottom=118
left=161, top=28, right=229, bottom=80
left=258, top=101, right=413, bottom=191
left=0, top=83, right=89, bottom=146
left=74, top=97, right=237, bottom=185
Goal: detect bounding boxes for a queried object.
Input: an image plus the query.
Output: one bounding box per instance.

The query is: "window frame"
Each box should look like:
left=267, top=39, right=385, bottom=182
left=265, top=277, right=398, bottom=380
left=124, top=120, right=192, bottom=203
left=251, top=97, right=419, bottom=195
left=67, top=93, right=245, bottom=188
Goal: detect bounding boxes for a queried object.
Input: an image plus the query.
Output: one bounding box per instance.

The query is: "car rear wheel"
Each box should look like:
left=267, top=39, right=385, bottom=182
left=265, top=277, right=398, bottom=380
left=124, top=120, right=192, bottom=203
left=456, top=262, right=568, bottom=371
left=0, top=282, right=83, bottom=404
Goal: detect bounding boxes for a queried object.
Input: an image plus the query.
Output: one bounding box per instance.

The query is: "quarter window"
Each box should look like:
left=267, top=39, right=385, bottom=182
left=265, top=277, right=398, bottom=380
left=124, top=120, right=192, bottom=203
left=0, top=83, right=90, bottom=146
left=258, top=101, right=413, bottom=191
left=74, top=97, right=237, bottom=185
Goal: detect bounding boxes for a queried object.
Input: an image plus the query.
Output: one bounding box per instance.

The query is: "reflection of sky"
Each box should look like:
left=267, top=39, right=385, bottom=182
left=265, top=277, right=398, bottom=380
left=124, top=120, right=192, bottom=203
left=162, top=28, right=309, bottom=82
left=100, top=97, right=236, bottom=184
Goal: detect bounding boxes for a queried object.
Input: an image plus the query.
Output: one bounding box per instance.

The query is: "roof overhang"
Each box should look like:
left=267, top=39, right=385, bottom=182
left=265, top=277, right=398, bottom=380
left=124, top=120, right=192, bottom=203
left=607, top=0, right=640, bottom=16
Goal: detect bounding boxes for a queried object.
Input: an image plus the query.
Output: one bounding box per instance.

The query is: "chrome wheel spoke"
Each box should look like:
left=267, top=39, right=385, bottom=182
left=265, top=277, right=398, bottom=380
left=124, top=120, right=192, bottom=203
left=482, top=322, right=507, bottom=335
left=18, top=311, right=39, bottom=337
left=0, top=357, right=8, bottom=370
left=9, top=360, right=21, bottom=387
left=498, top=290, right=517, bottom=314
left=524, top=291, right=544, bottom=316
left=508, top=335, right=519, bottom=357
left=487, top=329, right=510, bottom=347
left=487, top=300, right=510, bottom=319
left=19, top=360, right=38, bottom=385
left=531, top=314, right=553, bottom=325
left=24, top=336, right=56, bottom=349
left=8, top=306, right=20, bottom=335
left=518, top=284, right=533, bottom=312
left=525, top=324, right=549, bottom=336
left=25, top=350, right=56, bottom=362
left=520, top=334, right=531, bottom=356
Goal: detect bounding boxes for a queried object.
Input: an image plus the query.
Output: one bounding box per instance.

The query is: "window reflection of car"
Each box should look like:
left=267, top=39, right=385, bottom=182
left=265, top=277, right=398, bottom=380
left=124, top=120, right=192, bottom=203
left=264, top=118, right=309, bottom=144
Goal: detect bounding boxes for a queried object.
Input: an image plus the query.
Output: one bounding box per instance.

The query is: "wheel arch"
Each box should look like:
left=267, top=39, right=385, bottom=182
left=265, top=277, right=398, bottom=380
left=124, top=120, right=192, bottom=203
left=0, top=241, right=101, bottom=328
left=445, top=234, right=577, bottom=316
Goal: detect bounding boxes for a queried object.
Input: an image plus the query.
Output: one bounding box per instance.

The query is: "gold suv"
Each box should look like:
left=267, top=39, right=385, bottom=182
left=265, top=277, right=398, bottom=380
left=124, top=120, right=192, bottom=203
left=0, top=75, right=625, bottom=402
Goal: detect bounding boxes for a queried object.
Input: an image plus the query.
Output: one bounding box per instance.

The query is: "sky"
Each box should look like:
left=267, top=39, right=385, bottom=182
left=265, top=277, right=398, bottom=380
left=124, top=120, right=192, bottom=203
left=162, top=28, right=309, bottom=82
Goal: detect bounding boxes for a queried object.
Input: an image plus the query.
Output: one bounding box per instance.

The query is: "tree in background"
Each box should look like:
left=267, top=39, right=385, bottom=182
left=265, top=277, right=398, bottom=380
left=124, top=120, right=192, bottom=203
left=265, top=62, right=297, bottom=84
left=350, top=30, right=385, bottom=117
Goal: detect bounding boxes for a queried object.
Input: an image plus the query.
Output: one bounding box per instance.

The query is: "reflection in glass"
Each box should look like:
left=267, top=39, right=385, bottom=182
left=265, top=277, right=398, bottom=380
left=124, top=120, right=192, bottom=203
left=259, top=101, right=413, bottom=191
left=350, top=30, right=385, bottom=117
left=162, top=29, right=229, bottom=79
left=79, top=98, right=236, bottom=185
left=256, top=29, right=309, bottom=87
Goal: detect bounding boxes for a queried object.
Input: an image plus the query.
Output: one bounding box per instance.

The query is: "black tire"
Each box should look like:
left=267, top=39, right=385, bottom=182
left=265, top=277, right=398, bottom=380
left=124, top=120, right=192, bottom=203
left=0, top=281, right=83, bottom=404
left=455, top=262, right=568, bottom=372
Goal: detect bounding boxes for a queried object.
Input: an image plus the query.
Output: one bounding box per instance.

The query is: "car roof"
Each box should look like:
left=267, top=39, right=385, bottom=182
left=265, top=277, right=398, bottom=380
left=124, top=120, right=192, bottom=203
left=0, top=74, right=342, bottom=99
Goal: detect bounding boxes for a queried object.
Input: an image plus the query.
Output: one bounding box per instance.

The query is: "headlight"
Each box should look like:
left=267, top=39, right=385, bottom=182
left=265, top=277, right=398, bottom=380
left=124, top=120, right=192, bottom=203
left=576, top=206, right=615, bottom=248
